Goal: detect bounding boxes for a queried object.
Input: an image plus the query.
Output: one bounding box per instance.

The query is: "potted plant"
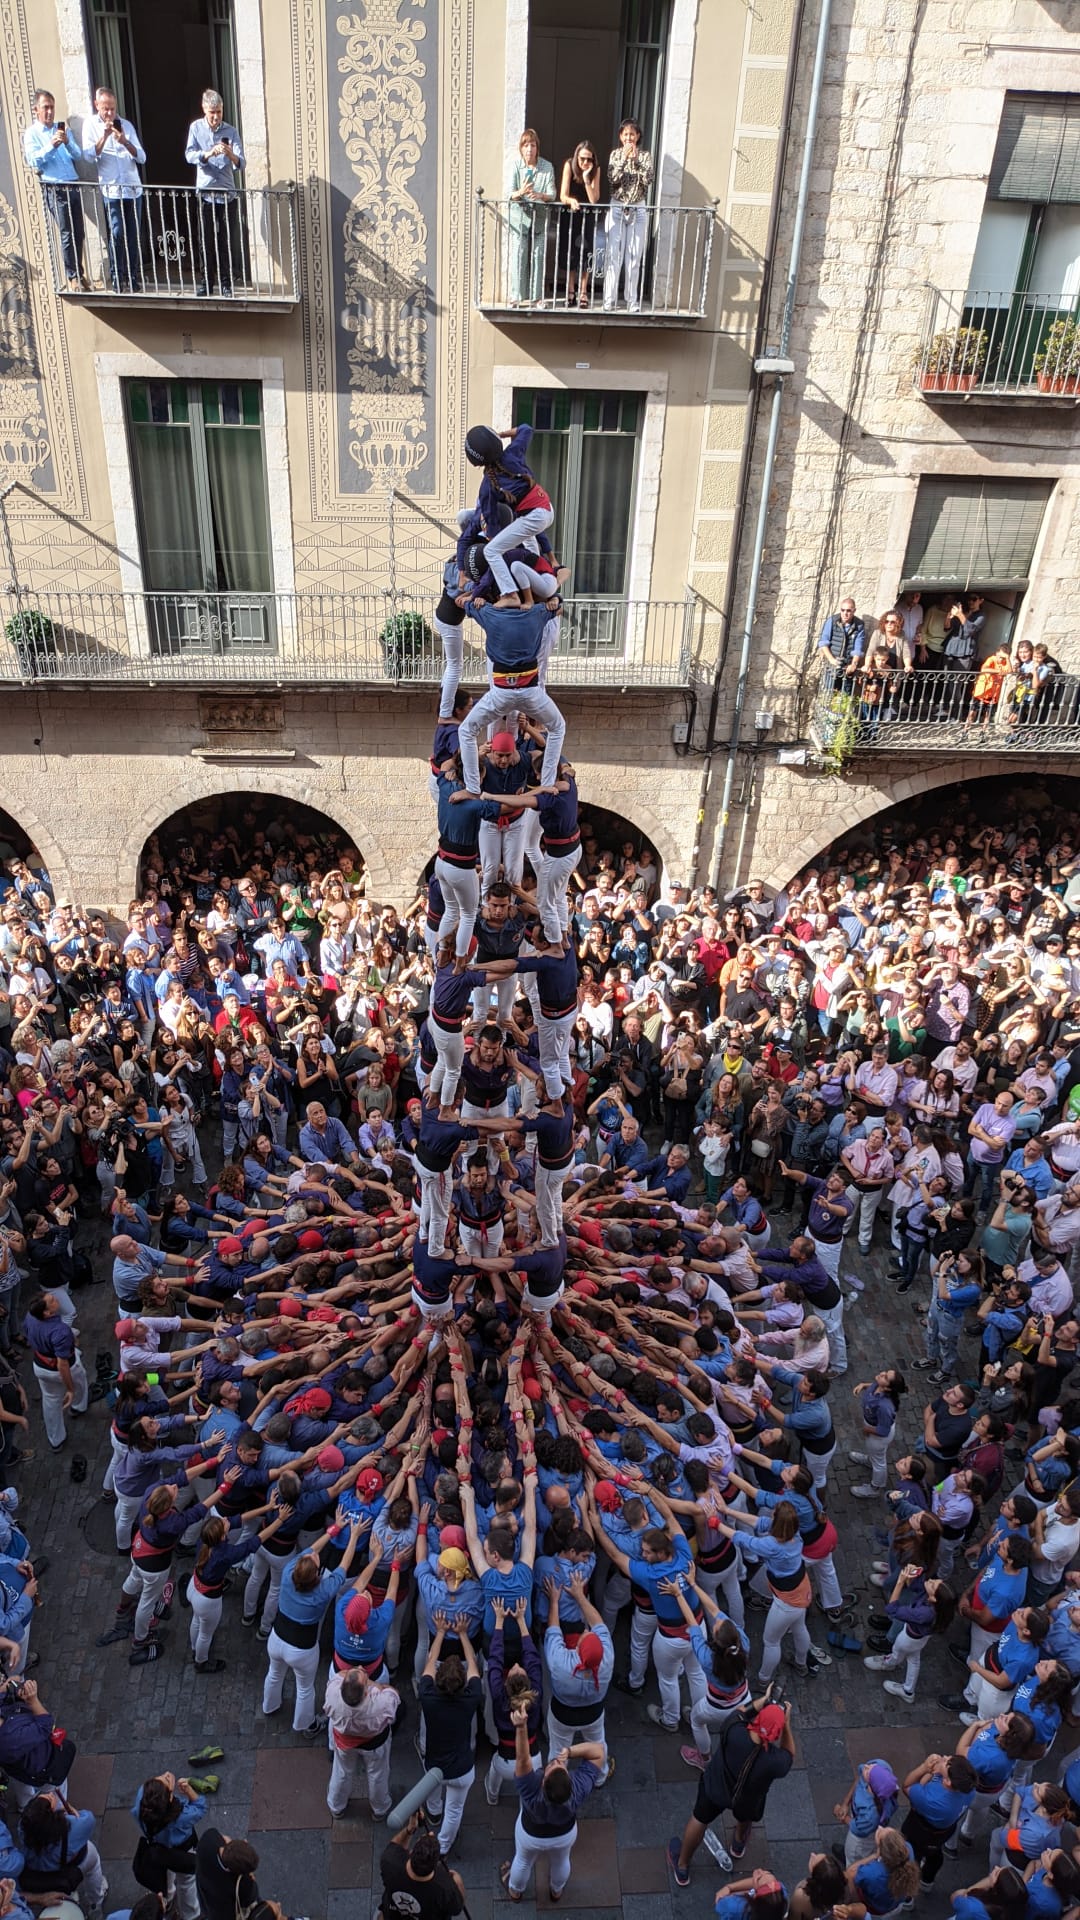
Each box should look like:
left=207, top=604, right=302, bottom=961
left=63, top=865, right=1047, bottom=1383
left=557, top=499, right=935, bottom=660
left=916, top=327, right=988, bottom=393
left=1035, top=317, right=1080, bottom=394
left=380, top=609, right=433, bottom=681
left=5, top=607, right=56, bottom=676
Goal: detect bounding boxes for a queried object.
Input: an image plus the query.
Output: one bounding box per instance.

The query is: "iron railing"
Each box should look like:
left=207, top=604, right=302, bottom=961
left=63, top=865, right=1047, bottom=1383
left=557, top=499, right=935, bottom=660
left=915, top=288, right=1080, bottom=399
left=0, top=590, right=706, bottom=689
left=38, top=181, right=299, bottom=305
left=810, top=662, right=1080, bottom=758
left=472, top=194, right=715, bottom=320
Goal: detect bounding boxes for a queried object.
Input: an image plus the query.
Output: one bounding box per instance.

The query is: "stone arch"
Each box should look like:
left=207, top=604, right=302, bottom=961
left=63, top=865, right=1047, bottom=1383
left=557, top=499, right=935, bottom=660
left=764, top=755, right=1075, bottom=892
left=0, top=795, right=76, bottom=904
left=119, top=765, right=399, bottom=905
left=569, top=766, right=686, bottom=886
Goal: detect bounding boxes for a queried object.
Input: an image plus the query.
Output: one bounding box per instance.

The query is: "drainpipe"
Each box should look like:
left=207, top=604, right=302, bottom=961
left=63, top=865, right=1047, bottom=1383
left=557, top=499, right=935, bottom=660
left=710, top=0, right=833, bottom=889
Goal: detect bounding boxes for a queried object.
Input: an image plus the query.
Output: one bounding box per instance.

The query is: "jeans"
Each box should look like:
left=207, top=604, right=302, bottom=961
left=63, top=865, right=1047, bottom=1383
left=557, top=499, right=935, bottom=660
left=603, top=204, right=649, bottom=310
left=197, top=195, right=234, bottom=293
left=45, top=183, right=85, bottom=281
left=925, top=1297, right=962, bottom=1372
left=964, top=1151, right=999, bottom=1212
left=104, top=194, right=142, bottom=290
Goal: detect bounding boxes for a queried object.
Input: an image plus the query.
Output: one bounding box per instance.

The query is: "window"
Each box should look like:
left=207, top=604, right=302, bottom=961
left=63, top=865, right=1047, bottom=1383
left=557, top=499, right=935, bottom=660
left=124, top=378, right=274, bottom=652
left=514, top=388, right=642, bottom=598
left=964, top=94, right=1080, bottom=383
left=617, top=0, right=671, bottom=158
left=901, top=478, right=1053, bottom=589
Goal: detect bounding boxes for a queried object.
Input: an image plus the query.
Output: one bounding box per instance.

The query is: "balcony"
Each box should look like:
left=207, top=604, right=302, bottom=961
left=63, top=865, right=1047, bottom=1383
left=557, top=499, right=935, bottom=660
left=809, top=664, right=1080, bottom=762
left=915, top=288, right=1080, bottom=402
left=39, top=182, right=299, bottom=309
left=472, top=194, right=715, bottom=323
left=0, top=590, right=706, bottom=690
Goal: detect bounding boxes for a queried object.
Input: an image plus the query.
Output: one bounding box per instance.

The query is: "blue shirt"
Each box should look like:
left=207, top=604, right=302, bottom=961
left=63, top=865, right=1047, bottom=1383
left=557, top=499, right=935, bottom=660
left=184, top=116, right=246, bottom=192
left=975, top=1557, right=1027, bottom=1622
left=22, top=121, right=80, bottom=182
left=298, top=1115, right=355, bottom=1164
left=907, top=1774, right=972, bottom=1830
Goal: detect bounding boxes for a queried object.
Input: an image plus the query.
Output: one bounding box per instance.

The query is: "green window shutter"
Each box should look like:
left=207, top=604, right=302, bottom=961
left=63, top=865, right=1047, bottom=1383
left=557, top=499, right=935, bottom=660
left=901, top=479, right=1053, bottom=589
left=989, top=93, right=1080, bottom=204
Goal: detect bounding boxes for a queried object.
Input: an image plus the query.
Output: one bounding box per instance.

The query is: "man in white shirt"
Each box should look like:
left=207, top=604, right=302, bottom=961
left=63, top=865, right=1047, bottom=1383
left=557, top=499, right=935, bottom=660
left=1034, top=1187, right=1080, bottom=1263
left=935, top=1039, right=979, bottom=1101
left=840, top=1125, right=895, bottom=1256
left=1031, top=1487, right=1080, bottom=1600
left=82, top=86, right=145, bottom=290
left=1019, top=1248, right=1074, bottom=1321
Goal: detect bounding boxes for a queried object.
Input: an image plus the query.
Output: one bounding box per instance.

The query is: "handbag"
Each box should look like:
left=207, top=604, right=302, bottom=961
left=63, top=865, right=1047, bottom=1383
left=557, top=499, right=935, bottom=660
left=749, top=1137, right=771, bottom=1159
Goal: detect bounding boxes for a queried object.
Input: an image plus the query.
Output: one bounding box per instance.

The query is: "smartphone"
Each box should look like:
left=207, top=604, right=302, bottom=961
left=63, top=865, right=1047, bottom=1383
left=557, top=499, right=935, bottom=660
left=56, top=120, right=66, bottom=132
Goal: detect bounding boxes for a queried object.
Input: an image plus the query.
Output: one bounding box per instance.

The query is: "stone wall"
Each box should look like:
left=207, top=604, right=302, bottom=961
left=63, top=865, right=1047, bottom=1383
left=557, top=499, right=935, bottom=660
left=0, top=688, right=703, bottom=912
left=715, top=0, right=1080, bottom=749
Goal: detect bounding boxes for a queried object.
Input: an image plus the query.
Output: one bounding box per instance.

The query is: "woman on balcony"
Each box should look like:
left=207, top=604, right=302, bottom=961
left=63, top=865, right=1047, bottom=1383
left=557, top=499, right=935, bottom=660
left=603, top=120, right=654, bottom=313
left=508, top=129, right=556, bottom=306
left=557, top=142, right=603, bottom=307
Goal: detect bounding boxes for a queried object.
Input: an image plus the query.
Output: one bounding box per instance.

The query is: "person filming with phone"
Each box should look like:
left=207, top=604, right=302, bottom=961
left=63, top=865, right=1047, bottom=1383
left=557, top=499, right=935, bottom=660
left=82, top=85, right=145, bottom=291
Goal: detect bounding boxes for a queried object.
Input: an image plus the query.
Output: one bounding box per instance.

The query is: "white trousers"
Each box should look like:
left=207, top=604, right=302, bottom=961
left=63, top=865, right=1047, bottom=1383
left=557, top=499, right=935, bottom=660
left=328, top=1738, right=393, bottom=1818
left=509, top=1813, right=577, bottom=1898
left=696, top=1559, right=745, bottom=1631
left=429, top=1027, right=466, bottom=1110
left=434, top=858, right=480, bottom=960
left=652, top=1629, right=707, bottom=1729
left=510, top=560, right=559, bottom=601
left=758, top=1598, right=811, bottom=1682
left=810, top=1234, right=843, bottom=1283
left=535, top=849, right=579, bottom=944
left=33, top=1355, right=88, bottom=1450
left=843, top=1184, right=885, bottom=1250
left=479, top=816, right=528, bottom=891
left=538, top=1010, right=576, bottom=1100
left=486, top=1749, right=540, bottom=1802
left=534, top=1161, right=568, bottom=1248
left=262, top=1630, right=320, bottom=1731
left=484, top=507, right=555, bottom=596
left=122, top=1561, right=172, bottom=1642
left=416, top=1163, right=452, bottom=1257
left=435, top=614, right=464, bottom=719
left=689, top=1693, right=748, bottom=1760
left=603, top=204, right=649, bottom=311
left=459, top=687, right=564, bottom=794
left=807, top=1552, right=843, bottom=1611
left=816, top=1295, right=847, bottom=1373
left=459, top=1218, right=504, bottom=1262
left=243, top=1546, right=288, bottom=1630
left=113, top=1488, right=143, bottom=1553
left=103, top=1427, right=125, bottom=1493
left=425, top=1764, right=474, bottom=1855
left=804, top=1442, right=836, bottom=1492
left=188, top=1581, right=223, bottom=1663
left=547, top=1707, right=607, bottom=1769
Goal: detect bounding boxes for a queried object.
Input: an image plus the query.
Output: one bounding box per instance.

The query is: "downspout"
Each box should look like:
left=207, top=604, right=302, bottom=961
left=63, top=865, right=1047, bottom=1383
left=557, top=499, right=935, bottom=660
left=709, top=0, right=834, bottom=888
left=687, top=0, right=804, bottom=885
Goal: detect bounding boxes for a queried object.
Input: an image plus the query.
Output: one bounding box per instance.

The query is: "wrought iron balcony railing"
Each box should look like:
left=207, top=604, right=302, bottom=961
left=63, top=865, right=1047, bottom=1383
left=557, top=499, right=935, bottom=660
left=0, top=589, right=705, bottom=689
left=472, top=194, right=715, bottom=321
left=915, top=287, right=1080, bottom=399
left=810, top=662, right=1080, bottom=760
left=38, top=181, right=299, bottom=307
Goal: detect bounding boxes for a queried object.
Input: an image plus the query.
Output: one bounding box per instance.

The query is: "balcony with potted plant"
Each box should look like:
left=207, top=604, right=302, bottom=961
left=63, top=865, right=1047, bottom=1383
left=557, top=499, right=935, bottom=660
left=1035, top=318, right=1080, bottom=396
left=914, top=324, right=989, bottom=394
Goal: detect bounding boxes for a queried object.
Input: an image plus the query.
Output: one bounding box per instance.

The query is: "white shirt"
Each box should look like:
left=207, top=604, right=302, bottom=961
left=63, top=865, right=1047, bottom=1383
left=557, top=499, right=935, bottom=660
left=1034, top=1512, right=1080, bottom=1584
left=1020, top=1259, right=1074, bottom=1320
left=935, top=1046, right=979, bottom=1095
left=1036, top=1195, right=1080, bottom=1255
left=82, top=114, right=146, bottom=197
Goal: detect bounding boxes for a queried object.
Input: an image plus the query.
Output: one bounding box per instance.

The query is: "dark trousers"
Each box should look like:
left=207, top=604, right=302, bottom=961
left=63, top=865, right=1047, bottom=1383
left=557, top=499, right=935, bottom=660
left=901, top=1808, right=956, bottom=1885
left=45, top=184, right=85, bottom=281
left=197, top=196, right=233, bottom=293
left=105, top=195, right=142, bottom=289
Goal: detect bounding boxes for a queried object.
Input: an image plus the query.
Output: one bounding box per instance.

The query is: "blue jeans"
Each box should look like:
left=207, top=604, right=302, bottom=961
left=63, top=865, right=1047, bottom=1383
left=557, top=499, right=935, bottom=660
left=897, top=1232, right=926, bottom=1289
left=105, top=195, right=142, bottom=290
left=964, top=1150, right=997, bottom=1212
left=45, top=183, right=85, bottom=281
left=925, top=1296, right=961, bottom=1372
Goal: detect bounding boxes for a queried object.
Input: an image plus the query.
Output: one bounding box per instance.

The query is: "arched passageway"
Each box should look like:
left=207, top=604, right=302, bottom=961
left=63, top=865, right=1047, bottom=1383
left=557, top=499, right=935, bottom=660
left=138, top=793, right=366, bottom=910
left=786, top=772, right=1080, bottom=894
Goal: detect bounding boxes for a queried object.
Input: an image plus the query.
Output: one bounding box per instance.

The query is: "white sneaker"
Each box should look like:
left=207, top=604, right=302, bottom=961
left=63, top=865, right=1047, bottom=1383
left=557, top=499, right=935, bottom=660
left=851, top=1484, right=879, bottom=1499
left=883, top=1679, right=915, bottom=1702
left=848, top=1450, right=869, bottom=1465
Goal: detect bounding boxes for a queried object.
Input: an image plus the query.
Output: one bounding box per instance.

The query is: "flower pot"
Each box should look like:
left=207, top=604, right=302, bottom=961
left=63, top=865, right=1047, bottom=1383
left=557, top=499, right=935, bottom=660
left=919, top=371, right=977, bottom=393
left=1037, top=371, right=1080, bottom=395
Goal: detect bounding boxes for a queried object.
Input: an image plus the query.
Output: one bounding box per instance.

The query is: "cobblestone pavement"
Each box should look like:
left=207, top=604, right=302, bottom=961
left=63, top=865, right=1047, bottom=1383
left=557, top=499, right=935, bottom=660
left=19, top=1203, right=995, bottom=1920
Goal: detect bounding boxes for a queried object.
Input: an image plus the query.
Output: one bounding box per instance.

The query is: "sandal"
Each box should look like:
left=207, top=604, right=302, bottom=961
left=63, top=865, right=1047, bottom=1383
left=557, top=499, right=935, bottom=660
left=499, top=1863, right=522, bottom=1902
left=827, top=1628, right=863, bottom=1654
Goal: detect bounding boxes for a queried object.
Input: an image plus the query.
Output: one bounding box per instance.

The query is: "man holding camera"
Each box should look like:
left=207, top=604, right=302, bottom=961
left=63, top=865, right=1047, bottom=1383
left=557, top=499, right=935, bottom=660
left=82, top=87, right=145, bottom=291
left=22, top=91, right=86, bottom=290
left=185, top=89, right=246, bottom=297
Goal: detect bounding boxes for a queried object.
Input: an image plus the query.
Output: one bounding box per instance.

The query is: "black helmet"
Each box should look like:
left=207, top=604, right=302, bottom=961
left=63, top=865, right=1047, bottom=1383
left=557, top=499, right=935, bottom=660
left=465, top=424, right=503, bottom=467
